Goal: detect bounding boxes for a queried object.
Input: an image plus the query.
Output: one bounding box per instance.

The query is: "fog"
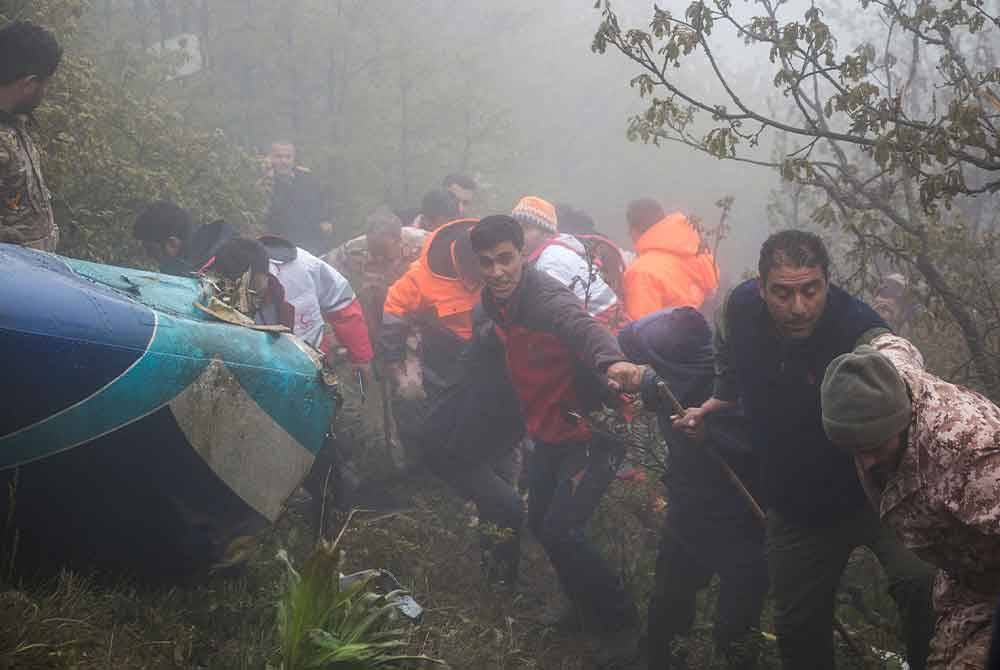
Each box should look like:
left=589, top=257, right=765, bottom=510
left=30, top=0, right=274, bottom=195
left=87, top=0, right=807, bottom=274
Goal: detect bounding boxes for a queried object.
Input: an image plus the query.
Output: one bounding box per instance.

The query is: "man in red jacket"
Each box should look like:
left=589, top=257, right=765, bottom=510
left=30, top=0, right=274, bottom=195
left=470, top=215, right=645, bottom=664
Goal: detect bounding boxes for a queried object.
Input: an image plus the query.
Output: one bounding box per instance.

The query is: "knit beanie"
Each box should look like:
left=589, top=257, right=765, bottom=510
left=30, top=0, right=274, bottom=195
left=821, top=345, right=912, bottom=448
left=512, top=196, right=558, bottom=235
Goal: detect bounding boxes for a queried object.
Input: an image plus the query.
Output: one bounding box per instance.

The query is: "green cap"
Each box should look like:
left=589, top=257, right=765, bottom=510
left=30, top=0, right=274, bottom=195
left=821, top=345, right=912, bottom=448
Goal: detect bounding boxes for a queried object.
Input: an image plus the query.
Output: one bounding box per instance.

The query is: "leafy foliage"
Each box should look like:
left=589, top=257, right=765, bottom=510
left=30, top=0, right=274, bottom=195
left=275, top=522, right=445, bottom=670
left=2, top=0, right=264, bottom=267
left=594, top=0, right=1000, bottom=396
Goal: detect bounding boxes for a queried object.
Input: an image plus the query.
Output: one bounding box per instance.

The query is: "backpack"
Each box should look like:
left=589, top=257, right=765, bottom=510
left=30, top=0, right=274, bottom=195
left=532, top=232, right=630, bottom=331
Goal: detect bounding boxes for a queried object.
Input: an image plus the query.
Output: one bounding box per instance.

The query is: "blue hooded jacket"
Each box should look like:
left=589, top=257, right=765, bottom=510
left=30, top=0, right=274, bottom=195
left=619, top=307, right=759, bottom=527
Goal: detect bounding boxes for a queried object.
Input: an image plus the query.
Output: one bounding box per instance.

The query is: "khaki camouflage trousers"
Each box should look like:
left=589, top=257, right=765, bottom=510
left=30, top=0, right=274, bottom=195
left=929, top=572, right=997, bottom=670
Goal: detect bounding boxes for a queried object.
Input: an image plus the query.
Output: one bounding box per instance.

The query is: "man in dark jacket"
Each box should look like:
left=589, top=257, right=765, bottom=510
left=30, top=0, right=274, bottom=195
left=261, top=141, right=333, bottom=254
left=619, top=307, right=767, bottom=669
left=133, top=201, right=235, bottom=277
left=676, top=230, right=934, bottom=670
left=470, top=215, right=645, bottom=663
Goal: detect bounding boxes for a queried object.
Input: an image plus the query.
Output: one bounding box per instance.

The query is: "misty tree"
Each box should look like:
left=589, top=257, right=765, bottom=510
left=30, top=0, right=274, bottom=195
left=1, top=0, right=263, bottom=265
left=594, top=0, right=1000, bottom=395
left=88, top=0, right=525, bottom=227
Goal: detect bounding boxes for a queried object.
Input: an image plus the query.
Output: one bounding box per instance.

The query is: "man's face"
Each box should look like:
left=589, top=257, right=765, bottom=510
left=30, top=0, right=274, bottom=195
left=268, top=143, right=296, bottom=177
left=478, top=241, right=523, bottom=301
left=448, top=184, right=474, bottom=215
left=521, top=223, right=548, bottom=255
left=760, top=264, right=829, bottom=339
left=367, top=233, right=402, bottom=266
left=854, top=433, right=906, bottom=491
left=12, top=75, right=50, bottom=115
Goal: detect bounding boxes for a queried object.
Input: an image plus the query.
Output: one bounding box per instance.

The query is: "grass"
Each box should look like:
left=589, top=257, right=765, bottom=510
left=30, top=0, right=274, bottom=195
left=0, top=464, right=913, bottom=670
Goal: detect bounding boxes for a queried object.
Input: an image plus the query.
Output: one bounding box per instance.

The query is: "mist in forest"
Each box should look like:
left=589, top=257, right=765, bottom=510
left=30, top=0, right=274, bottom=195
left=84, top=0, right=781, bottom=277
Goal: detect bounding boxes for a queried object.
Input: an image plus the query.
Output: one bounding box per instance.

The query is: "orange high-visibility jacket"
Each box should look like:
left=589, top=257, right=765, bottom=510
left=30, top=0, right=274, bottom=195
left=623, top=213, right=719, bottom=321
left=380, top=219, right=480, bottom=364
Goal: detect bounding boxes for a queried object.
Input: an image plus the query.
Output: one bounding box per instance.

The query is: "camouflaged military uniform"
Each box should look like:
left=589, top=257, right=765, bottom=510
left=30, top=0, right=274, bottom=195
left=0, top=111, right=56, bottom=251
left=871, top=333, right=1000, bottom=669
left=326, top=226, right=427, bottom=302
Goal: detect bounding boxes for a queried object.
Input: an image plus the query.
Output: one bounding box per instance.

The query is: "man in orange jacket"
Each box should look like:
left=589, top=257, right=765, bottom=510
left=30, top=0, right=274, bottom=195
left=622, top=198, right=719, bottom=321
left=380, top=218, right=481, bottom=397
left=379, top=218, right=525, bottom=584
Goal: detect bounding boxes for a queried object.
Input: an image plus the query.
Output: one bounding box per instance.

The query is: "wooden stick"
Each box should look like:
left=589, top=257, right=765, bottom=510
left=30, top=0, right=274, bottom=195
left=656, top=380, right=766, bottom=525
left=655, top=379, right=870, bottom=661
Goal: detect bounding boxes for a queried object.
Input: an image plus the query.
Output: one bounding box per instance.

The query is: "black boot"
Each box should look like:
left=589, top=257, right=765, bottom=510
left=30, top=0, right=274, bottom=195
left=481, top=528, right=520, bottom=588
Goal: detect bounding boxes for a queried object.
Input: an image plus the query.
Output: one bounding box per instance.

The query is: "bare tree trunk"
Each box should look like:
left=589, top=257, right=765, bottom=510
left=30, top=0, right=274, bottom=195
left=283, top=0, right=302, bottom=141
left=398, top=60, right=412, bottom=203
left=460, top=107, right=473, bottom=172
left=132, top=0, right=150, bottom=49
left=154, top=0, right=169, bottom=47
left=196, top=0, right=210, bottom=72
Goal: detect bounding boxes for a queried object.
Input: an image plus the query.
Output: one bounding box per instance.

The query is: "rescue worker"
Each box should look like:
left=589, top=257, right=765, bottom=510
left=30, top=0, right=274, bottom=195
left=0, top=21, right=61, bottom=251
left=511, top=196, right=623, bottom=329
left=822, top=334, right=1000, bottom=669
left=132, top=201, right=235, bottom=276
left=261, top=140, right=334, bottom=254
left=326, top=207, right=427, bottom=471
left=214, top=236, right=372, bottom=515
left=619, top=307, right=767, bottom=669
left=470, top=215, right=645, bottom=666
left=622, top=198, right=718, bottom=321
left=675, top=230, right=934, bottom=670
left=379, top=218, right=482, bottom=452
left=443, top=173, right=477, bottom=216
left=379, top=217, right=524, bottom=577
left=213, top=236, right=372, bottom=367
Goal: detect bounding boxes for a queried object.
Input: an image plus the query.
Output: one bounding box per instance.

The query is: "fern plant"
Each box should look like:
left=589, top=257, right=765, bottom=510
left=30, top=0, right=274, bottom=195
left=275, top=517, right=446, bottom=670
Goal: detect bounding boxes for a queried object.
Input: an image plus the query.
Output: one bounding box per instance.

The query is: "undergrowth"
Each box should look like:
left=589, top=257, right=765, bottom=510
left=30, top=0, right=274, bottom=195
left=0, top=469, right=913, bottom=670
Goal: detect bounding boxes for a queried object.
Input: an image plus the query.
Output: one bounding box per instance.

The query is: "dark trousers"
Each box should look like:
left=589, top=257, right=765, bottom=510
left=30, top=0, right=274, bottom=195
left=989, top=597, right=1000, bottom=670
left=427, top=448, right=524, bottom=581
left=647, top=512, right=768, bottom=669
left=528, top=440, right=635, bottom=630
left=767, top=506, right=935, bottom=670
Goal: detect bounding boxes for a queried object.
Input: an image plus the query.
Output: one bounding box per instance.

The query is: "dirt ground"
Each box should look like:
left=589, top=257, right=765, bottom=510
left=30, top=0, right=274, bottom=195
left=0, top=471, right=643, bottom=670
left=0, top=460, right=907, bottom=670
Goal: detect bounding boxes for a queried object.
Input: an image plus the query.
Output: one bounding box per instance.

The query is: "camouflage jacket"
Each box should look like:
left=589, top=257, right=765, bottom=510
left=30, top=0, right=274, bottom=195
left=0, top=111, right=55, bottom=248
left=871, top=334, right=1000, bottom=599
left=326, top=226, right=427, bottom=299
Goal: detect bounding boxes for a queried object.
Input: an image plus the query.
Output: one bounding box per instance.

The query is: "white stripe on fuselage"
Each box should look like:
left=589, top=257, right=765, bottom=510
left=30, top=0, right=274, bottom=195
left=167, top=358, right=316, bottom=521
